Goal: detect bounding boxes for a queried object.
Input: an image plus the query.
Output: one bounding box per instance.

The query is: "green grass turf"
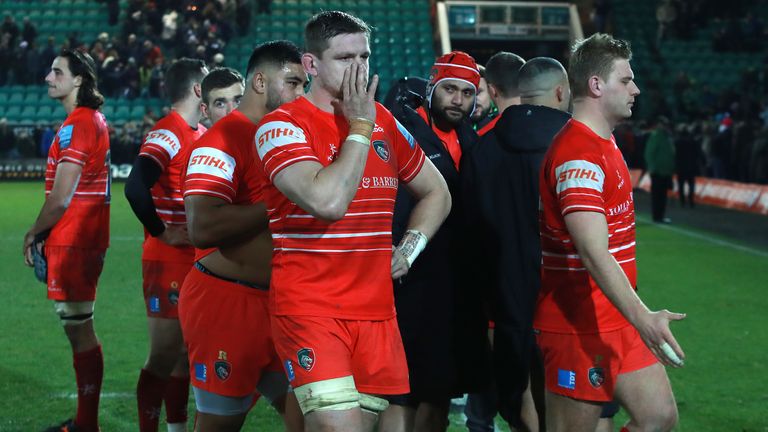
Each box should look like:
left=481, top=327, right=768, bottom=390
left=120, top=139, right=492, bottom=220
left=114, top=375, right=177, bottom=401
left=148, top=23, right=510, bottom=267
left=1, top=182, right=766, bottom=431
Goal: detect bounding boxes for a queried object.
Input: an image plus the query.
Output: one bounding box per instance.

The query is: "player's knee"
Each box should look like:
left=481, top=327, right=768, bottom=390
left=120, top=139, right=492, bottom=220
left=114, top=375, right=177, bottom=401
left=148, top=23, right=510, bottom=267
left=655, top=403, right=678, bottom=432
left=54, top=301, right=94, bottom=326
left=293, top=376, right=360, bottom=415
left=634, top=403, right=678, bottom=432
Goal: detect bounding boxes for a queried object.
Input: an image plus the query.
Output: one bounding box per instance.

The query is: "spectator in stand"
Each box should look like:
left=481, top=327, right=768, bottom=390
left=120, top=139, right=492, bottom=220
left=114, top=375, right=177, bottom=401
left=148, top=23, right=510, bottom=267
left=161, top=9, right=178, bottom=42
left=236, top=0, right=251, bottom=36
left=656, top=0, right=677, bottom=47
left=123, top=34, right=142, bottom=63
left=676, top=122, right=704, bottom=206
left=743, top=12, right=764, bottom=52
left=712, top=115, right=733, bottom=178
left=257, top=0, right=273, bottom=15
left=149, top=57, right=165, bottom=98
left=123, top=57, right=140, bottom=99
left=138, top=57, right=153, bottom=97
left=40, top=36, right=58, bottom=76
left=25, top=41, right=42, bottom=85
left=645, top=117, right=676, bottom=223
left=107, top=0, right=120, bottom=26
left=0, top=118, right=16, bottom=157
left=0, top=33, right=11, bottom=85
left=142, top=39, right=163, bottom=66
left=1, top=15, right=20, bottom=47
left=21, top=17, right=37, bottom=45
left=15, top=41, right=36, bottom=85
left=592, top=0, right=611, bottom=34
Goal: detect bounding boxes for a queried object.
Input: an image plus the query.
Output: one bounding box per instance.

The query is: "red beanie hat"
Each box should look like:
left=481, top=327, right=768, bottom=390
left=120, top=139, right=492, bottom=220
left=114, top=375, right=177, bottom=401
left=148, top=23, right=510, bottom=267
left=426, top=51, right=480, bottom=112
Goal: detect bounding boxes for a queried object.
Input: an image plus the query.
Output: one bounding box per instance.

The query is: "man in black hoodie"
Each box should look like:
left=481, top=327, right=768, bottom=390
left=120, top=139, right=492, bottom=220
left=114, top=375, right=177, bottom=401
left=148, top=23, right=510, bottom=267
left=384, top=51, right=490, bottom=432
left=461, top=57, right=571, bottom=431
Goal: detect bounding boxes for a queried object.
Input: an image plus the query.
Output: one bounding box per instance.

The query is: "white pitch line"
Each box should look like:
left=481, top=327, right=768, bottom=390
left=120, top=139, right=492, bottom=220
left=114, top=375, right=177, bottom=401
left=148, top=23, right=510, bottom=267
left=54, top=391, right=132, bottom=400
left=638, top=216, right=768, bottom=258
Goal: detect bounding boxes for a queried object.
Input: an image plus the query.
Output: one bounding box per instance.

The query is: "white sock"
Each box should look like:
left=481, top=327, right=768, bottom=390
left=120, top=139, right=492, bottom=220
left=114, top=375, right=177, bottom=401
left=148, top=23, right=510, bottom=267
left=167, top=423, right=186, bottom=432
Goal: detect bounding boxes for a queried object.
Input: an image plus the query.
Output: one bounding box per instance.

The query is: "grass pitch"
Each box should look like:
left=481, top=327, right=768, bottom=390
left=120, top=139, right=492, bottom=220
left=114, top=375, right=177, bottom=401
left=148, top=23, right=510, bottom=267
left=1, top=181, right=766, bottom=431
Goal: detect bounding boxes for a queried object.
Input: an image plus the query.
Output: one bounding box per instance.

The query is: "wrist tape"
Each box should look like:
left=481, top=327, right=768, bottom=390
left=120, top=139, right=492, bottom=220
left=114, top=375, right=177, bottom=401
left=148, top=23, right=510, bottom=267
left=397, top=229, right=428, bottom=267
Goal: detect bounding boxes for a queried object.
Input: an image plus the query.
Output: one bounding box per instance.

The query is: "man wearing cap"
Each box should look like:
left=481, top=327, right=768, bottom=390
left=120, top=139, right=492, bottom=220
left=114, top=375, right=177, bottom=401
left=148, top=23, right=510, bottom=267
left=383, top=51, right=491, bottom=432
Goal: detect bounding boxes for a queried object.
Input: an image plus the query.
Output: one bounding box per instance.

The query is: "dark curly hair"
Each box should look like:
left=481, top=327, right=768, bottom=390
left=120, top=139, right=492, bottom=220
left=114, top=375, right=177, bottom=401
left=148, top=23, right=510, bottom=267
left=60, top=49, right=105, bottom=110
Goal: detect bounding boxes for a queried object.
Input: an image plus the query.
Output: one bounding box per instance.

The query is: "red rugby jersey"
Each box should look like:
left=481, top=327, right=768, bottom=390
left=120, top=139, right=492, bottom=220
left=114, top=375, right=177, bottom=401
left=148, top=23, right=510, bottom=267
left=182, top=110, right=262, bottom=261
left=138, top=111, right=206, bottom=262
left=535, top=119, right=636, bottom=334
left=255, top=97, right=426, bottom=320
left=45, top=107, right=110, bottom=249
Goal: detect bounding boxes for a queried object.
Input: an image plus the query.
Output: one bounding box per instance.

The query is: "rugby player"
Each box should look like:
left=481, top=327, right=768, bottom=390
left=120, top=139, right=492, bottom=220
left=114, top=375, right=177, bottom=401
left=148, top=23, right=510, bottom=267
left=476, top=51, right=526, bottom=136
left=125, top=58, right=208, bottom=432
left=536, top=33, right=685, bottom=432
left=200, top=67, right=245, bottom=125
left=24, top=49, right=109, bottom=432
left=180, top=41, right=307, bottom=432
left=254, top=11, right=451, bottom=432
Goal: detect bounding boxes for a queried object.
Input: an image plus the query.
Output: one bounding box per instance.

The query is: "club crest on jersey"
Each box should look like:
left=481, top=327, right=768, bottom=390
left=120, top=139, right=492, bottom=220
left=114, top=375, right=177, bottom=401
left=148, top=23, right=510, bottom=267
left=588, top=367, right=605, bottom=388
left=168, top=290, right=179, bottom=306
left=215, top=360, right=232, bottom=381
left=297, top=348, right=316, bottom=371
left=373, top=140, right=390, bottom=162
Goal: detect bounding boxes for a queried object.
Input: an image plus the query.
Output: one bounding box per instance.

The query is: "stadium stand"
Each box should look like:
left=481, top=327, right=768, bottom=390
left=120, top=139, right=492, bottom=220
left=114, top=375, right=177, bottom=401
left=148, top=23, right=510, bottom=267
left=0, top=0, right=436, bottom=127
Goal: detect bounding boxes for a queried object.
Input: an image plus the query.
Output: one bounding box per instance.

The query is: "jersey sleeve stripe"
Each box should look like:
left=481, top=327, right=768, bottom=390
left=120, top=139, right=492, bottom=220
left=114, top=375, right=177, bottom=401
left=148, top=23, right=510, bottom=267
left=64, top=148, right=89, bottom=157
left=561, top=204, right=606, bottom=214
left=139, top=152, right=166, bottom=168
left=268, top=155, right=321, bottom=182
left=272, top=231, right=391, bottom=239
left=59, top=156, right=86, bottom=165
left=184, top=177, right=236, bottom=193
left=183, top=189, right=234, bottom=202
left=262, top=145, right=315, bottom=168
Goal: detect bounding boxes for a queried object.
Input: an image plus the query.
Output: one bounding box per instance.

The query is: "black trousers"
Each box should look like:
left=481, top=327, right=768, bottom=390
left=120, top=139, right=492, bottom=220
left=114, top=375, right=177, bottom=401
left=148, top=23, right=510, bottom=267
left=677, top=174, right=696, bottom=207
left=651, top=174, right=672, bottom=221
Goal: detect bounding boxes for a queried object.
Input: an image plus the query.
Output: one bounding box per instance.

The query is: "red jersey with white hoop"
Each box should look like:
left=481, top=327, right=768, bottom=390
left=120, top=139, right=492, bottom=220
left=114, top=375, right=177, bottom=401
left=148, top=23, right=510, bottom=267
left=139, top=111, right=206, bottom=262
left=536, top=119, right=636, bottom=334
left=255, top=96, right=426, bottom=320
left=45, top=107, right=111, bottom=249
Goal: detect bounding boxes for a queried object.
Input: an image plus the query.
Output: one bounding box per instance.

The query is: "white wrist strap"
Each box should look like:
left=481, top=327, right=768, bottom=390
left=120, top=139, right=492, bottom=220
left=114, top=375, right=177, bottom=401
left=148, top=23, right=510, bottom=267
left=397, top=229, right=428, bottom=267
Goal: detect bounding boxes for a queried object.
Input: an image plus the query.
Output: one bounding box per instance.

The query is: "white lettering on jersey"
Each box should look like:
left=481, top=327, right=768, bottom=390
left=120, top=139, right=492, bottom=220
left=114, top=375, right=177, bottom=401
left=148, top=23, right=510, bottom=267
left=255, top=121, right=307, bottom=160
left=187, top=147, right=236, bottom=182
left=555, top=160, right=605, bottom=194
left=144, top=129, right=181, bottom=158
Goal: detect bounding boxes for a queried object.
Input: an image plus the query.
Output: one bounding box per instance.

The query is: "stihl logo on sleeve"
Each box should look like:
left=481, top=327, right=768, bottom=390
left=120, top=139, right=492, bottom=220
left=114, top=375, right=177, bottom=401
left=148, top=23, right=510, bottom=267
left=187, top=147, right=237, bottom=182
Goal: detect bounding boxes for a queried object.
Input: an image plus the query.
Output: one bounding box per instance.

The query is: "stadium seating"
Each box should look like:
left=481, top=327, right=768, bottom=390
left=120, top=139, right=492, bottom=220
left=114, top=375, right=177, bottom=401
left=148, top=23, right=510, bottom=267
left=0, top=0, right=437, bottom=125
left=612, top=0, right=766, bottom=119
left=0, top=0, right=121, bottom=124
left=222, top=0, right=436, bottom=99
